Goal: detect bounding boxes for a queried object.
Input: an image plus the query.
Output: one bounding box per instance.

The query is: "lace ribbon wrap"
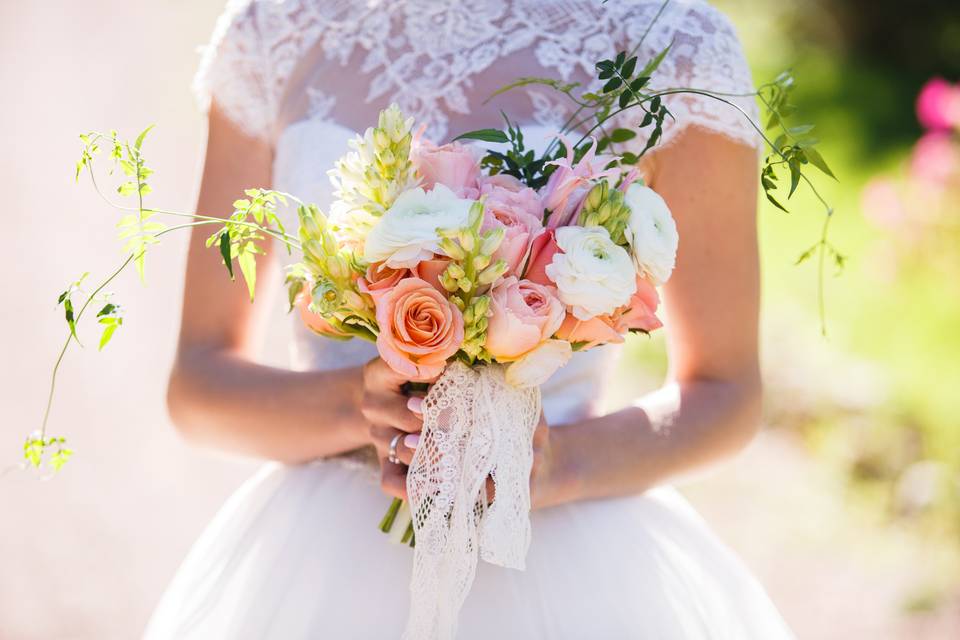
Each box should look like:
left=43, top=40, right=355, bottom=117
left=403, top=362, right=541, bottom=640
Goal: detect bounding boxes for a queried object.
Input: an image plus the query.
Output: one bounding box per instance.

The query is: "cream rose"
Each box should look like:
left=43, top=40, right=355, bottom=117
left=505, top=339, right=573, bottom=388
left=545, top=226, right=637, bottom=320
left=363, top=184, right=475, bottom=269
left=623, top=184, right=678, bottom=285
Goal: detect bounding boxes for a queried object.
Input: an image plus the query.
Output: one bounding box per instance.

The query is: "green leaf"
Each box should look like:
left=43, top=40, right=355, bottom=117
left=237, top=243, right=257, bottom=301
left=117, top=182, right=138, bottom=197
left=621, top=56, right=637, bottom=79
left=795, top=244, right=817, bottom=265
left=765, top=191, right=789, bottom=213
left=787, top=157, right=803, bottom=198
left=98, top=320, right=119, bottom=351
left=803, top=146, right=836, bottom=179
left=134, top=124, right=155, bottom=152
left=787, top=124, right=814, bottom=136
left=637, top=43, right=673, bottom=79
left=602, top=77, right=622, bottom=93
left=452, top=128, right=509, bottom=144
left=609, top=128, right=637, bottom=143
left=219, top=231, right=234, bottom=279
left=50, top=447, right=74, bottom=471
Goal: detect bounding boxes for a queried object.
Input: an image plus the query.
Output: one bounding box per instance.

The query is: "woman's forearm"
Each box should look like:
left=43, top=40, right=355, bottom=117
left=167, top=346, right=367, bottom=464
left=541, top=375, right=762, bottom=508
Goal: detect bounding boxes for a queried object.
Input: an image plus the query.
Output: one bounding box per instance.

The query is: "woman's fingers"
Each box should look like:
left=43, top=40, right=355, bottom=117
left=380, top=454, right=407, bottom=500
left=370, top=425, right=419, bottom=465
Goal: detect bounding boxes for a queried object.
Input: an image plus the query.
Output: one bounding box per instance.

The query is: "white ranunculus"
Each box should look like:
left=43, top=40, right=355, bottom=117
left=545, top=226, right=637, bottom=320
left=623, top=183, right=678, bottom=285
left=363, top=184, right=475, bottom=268
left=506, top=339, right=573, bottom=388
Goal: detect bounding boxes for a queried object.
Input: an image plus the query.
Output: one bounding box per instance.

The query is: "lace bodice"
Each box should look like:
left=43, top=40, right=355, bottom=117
left=193, top=0, right=760, bottom=427
left=195, top=0, right=760, bottom=148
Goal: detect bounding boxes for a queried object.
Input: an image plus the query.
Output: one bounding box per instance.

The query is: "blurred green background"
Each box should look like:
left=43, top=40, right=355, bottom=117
left=624, top=0, right=960, bottom=631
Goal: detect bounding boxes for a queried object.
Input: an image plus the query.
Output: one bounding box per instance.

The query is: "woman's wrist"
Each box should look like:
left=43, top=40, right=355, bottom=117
left=532, top=425, right=581, bottom=509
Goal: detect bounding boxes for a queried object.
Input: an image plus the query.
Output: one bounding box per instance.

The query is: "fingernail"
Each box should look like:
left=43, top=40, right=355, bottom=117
left=404, top=434, right=420, bottom=449
left=407, top=397, right=423, bottom=414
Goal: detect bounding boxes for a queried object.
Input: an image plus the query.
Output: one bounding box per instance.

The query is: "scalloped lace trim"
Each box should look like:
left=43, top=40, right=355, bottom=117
left=195, top=0, right=760, bottom=148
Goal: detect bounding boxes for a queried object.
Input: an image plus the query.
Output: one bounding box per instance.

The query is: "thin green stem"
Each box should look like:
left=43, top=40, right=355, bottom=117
left=38, top=220, right=230, bottom=440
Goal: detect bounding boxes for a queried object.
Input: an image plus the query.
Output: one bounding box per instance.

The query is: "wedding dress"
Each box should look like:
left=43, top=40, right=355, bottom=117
left=145, top=1, right=794, bottom=637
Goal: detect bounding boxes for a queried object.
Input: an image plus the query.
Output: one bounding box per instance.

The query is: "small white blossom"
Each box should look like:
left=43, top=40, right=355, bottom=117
left=545, top=226, right=637, bottom=320
left=623, top=184, right=678, bottom=285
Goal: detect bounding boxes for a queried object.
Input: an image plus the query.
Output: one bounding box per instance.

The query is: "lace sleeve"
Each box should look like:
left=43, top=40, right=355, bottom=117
left=615, top=2, right=762, bottom=150
left=193, top=0, right=273, bottom=141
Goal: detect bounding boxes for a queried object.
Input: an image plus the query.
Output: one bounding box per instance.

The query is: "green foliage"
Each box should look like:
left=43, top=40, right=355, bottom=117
left=96, top=301, right=123, bottom=351
left=204, top=189, right=290, bottom=301
left=57, top=272, right=89, bottom=345
left=475, top=113, right=558, bottom=190
left=23, top=434, right=73, bottom=472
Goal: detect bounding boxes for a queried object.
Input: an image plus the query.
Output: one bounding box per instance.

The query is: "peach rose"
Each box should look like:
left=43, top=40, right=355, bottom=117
left=297, top=288, right=352, bottom=339
left=485, top=276, right=565, bottom=361
left=375, top=277, right=464, bottom=380
left=412, top=256, right=452, bottom=294
left=357, top=262, right=408, bottom=303
left=555, top=276, right=662, bottom=348
left=412, top=136, right=481, bottom=198
left=523, top=229, right=560, bottom=286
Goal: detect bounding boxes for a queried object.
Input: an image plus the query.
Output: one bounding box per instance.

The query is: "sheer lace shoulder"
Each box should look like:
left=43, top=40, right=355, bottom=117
left=626, top=1, right=762, bottom=148
left=194, top=0, right=760, bottom=148
left=193, top=0, right=272, bottom=140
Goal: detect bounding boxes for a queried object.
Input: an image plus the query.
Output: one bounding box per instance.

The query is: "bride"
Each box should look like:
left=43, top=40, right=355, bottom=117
left=146, top=0, right=794, bottom=637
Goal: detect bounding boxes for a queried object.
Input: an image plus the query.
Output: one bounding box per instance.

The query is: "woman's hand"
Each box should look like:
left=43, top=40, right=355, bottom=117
left=362, top=358, right=427, bottom=501
left=529, top=412, right=560, bottom=510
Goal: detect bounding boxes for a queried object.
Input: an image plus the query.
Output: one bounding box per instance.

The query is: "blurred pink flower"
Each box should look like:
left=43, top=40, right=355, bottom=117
left=916, top=78, right=960, bottom=131
left=910, top=131, right=959, bottom=185
left=860, top=178, right=906, bottom=230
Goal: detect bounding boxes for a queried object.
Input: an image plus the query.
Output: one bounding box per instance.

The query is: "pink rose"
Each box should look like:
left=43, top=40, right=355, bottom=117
left=555, top=276, right=662, bottom=349
left=523, top=229, right=560, bottom=286
left=375, top=277, right=464, bottom=380
left=620, top=276, right=662, bottom=333
left=478, top=173, right=527, bottom=193
left=357, top=262, right=408, bottom=303
left=485, top=276, right=565, bottom=361
left=481, top=182, right=544, bottom=276
left=412, top=135, right=481, bottom=198
left=412, top=256, right=452, bottom=294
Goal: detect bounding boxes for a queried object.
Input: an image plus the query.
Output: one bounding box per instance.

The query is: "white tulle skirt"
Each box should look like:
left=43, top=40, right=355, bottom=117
left=144, top=459, right=793, bottom=639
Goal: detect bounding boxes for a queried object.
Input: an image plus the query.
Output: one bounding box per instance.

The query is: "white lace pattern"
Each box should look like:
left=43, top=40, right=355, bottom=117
left=404, top=362, right=541, bottom=640
left=194, top=0, right=761, bottom=148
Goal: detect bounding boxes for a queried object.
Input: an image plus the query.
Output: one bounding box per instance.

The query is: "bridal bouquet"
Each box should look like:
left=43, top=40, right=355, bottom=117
left=294, top=106, right=672, bottom=383
left=289, top=105, right=675, bottom=635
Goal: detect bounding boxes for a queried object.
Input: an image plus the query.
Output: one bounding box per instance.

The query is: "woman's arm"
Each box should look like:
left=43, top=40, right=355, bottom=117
left=535, top=127, right=762, bottom=508
left=166, top=103, right=369, bottom=463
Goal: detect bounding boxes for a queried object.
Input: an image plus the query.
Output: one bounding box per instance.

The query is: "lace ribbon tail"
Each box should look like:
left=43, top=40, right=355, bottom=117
left=402, top=363, right=541, bottom=640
